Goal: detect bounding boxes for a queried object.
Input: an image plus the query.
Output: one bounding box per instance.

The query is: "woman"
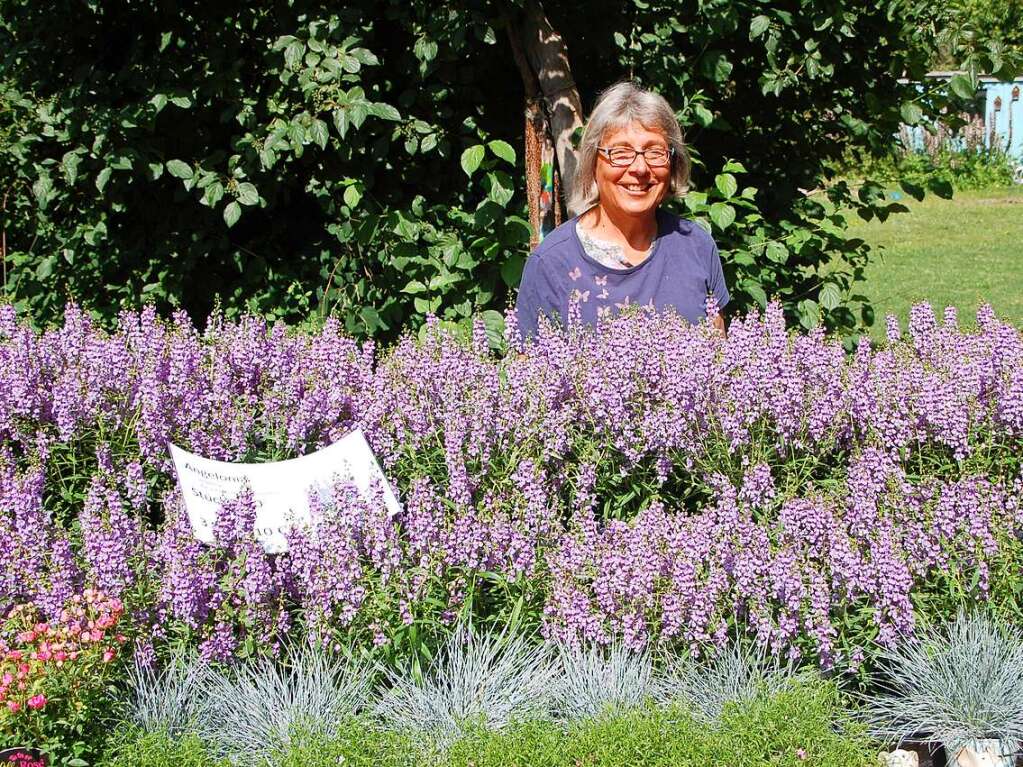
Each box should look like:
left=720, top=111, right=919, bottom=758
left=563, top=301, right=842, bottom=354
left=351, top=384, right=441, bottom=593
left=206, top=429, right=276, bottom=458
left=515, top=81, right=729, bottom=339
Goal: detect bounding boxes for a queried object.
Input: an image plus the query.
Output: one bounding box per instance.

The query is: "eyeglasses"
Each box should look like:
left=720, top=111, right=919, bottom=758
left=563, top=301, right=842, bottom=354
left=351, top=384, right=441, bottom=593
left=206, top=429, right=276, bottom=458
left=597, top=145, right=674, bottom=167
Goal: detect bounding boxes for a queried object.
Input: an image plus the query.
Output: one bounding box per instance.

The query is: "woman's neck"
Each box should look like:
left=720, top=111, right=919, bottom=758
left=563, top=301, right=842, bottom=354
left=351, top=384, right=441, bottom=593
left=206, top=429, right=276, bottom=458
left=582, top=205, right=658, bottom=252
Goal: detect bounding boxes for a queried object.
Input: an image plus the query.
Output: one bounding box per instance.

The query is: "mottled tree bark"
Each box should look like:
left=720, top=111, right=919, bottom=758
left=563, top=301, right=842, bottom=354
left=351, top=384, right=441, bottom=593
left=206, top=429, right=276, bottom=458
left=506, top=0, right=585, bottom=243
left=519, top=0, right=584, bottom=214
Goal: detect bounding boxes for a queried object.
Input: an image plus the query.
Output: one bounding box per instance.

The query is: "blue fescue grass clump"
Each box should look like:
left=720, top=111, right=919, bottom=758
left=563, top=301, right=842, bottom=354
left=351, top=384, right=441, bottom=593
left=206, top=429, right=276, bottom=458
left=657, top=641, right=801, bottom=723
left=863, top=609, right=1023, bottom=753
left=373, top=624, right=557, bottom=747
left=550, top=641, right=657, bottom=721
left=194, top=642, right=372, bottom=765
left=119, top=651, right=214, bottom=739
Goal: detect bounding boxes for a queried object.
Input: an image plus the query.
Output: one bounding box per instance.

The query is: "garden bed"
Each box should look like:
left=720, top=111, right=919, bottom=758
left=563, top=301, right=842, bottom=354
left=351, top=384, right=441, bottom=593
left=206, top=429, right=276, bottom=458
left=2, top=301, right=1022, bottom=762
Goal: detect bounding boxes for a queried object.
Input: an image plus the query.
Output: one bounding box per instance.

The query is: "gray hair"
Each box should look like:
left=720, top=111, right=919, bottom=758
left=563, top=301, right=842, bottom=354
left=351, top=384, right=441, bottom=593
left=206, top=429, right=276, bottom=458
left=568, top=81, right=690, bottom=216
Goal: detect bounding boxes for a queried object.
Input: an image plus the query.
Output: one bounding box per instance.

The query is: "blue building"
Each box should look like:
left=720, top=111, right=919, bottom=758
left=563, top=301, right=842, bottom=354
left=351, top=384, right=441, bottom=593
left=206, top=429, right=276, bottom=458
left=904, top=72, right=1023, bottom=161
left=981, top=77, right=1023, bottom=159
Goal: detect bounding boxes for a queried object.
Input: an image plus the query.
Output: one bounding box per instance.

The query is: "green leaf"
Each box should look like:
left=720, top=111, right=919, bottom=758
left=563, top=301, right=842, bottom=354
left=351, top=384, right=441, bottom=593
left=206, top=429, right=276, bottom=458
left=899, top=179, right=925, bottom=201
left=460, top=144, right=485, bottom=177
left=349, top=102, right=369, bottom=129
left=744, top=281, right=768, bottom=308
left=949, top=74, right=976, bottom=100
left=765, top=241, right=788, bottom=264
left=501, top=253, right=525, bottom=287
left=350, top=47, right=379, bottom=66
left=223, top=201, right=241, bottom=227
left=310, top=119, right=329, bottom=150
left=797, top=298, right=821, bottom=329
left=402, top=279, right=427, bottom=295
left=488, top=140, right=516, bottom=164
left=332, top=108, right=349, bottom=139
left=169, top=95, right=191, bottom=109
left=284, top=40, right=305, bottom=70
left=715, top=173, right=738, bottom=198
left=62, top=151, right=81, bottom=184
left=750, top=15, right=771, bottom=40
left=95, top=167, right=112, bottom=193
left=900, top=101, right=923, bottom=125
left=708, top=202, right=736, bottom=230
left=819, top=281, right=842, bottom=311
left=236, top=182, right=259, bottom=206
left=343, top=185, right=362, bottom=208
left=35, top=255, right=54, bottom=280
left=166, top=159, right=193, bottom=179
left=700, top=51, right=733, bottom=82
left=202, top=182, right=225, bottom=207
left=414, top=37, right=438, bottom=64
left=368, top=102, right=401, bottom=121
left=684, top=191, right=708, bottom=211
left=693, top=104, right=715, bottom=127
left=927, top=177, right=953, bottom=199
left=149, top=93, right=168, bottom=113
left=485, top=171, right=514, bottom=206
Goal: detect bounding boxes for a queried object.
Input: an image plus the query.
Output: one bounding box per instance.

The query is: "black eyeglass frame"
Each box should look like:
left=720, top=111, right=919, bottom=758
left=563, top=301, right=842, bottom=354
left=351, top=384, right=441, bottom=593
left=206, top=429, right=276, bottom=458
left=596, top=145, right=675, bottom=168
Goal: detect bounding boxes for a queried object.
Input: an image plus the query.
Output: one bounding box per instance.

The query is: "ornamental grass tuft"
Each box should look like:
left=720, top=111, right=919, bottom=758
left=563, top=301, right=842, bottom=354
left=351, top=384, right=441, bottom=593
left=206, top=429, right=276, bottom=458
left=862, top=609, right=1023, bottom=754
left=374, top=623, right=557, bottom=746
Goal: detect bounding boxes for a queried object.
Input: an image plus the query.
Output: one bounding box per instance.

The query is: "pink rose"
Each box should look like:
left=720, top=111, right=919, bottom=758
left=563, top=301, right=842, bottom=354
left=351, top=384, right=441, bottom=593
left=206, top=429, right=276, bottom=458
left=6, top=700, right=20, bottom=713
left=16, top=630, right=36, bottom=644
left=6, top=650, right=22, bottom=661
left=26, top=694, right=46, bottom=710
left=102, top=648, right=116, bottom=663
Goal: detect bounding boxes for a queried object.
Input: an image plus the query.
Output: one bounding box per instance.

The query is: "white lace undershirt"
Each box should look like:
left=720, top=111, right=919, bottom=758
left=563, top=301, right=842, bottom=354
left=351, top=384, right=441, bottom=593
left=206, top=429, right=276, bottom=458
left=576, top=221, right=653, bottom=270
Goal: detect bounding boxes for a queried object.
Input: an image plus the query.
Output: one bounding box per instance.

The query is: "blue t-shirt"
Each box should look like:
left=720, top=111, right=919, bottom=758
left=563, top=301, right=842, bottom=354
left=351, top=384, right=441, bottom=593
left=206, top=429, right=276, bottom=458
left=514, top=209, right=730, bottom=339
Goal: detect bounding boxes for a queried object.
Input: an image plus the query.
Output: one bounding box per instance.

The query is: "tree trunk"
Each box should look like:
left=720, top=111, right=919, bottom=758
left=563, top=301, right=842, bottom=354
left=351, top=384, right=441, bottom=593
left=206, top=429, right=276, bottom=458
left=507, top=0, right=585, bottom=229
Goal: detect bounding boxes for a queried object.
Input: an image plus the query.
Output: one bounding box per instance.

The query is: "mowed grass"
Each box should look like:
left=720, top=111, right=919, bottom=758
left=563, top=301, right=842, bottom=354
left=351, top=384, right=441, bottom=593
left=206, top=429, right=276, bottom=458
left=843, top=186, right=1023, bottom=339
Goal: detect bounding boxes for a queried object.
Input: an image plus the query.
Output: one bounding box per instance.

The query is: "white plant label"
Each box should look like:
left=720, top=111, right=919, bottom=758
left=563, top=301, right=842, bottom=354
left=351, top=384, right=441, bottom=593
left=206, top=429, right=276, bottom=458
left=168, top=428, right=401, bottom=553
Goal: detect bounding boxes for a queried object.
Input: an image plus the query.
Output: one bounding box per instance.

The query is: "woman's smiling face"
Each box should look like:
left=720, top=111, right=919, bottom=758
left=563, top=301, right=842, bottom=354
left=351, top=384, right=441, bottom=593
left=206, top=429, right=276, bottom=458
left=595, top=122, right=672, bottom=220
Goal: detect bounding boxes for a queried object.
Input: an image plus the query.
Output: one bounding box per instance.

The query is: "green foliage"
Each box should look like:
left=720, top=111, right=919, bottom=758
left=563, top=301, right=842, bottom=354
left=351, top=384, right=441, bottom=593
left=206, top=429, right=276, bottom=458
left=0, top=2, right=525, bottom=336
left=847, top=147, right=1017, bottom=192
left=101, top=729, right=229, bottom=767
left=0, top=0, right=1018, bottom=340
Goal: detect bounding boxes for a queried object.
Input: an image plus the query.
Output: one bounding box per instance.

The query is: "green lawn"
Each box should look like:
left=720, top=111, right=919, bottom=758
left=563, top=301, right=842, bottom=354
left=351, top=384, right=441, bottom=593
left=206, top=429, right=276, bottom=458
left=843, top=186, right=1023, bottom=339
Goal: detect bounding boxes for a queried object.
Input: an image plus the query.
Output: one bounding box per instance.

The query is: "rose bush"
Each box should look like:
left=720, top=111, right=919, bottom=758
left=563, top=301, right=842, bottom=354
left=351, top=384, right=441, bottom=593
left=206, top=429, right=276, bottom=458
left=0, top=588, right=128, bottom=763
left=0, top=301, right=1021, bottom=676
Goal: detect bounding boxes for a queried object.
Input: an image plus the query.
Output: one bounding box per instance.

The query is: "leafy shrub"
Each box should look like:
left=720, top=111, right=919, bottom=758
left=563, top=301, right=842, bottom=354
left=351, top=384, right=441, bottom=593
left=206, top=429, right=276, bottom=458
left=94, top=669, right=879, bottom=767
left=4, top=0, right=1015, bottom=339
left=100, top=729, right=228, bottom=767
left=0, top=589, right=128, bottom=766
left=845, top=146, right=1017, bottom=193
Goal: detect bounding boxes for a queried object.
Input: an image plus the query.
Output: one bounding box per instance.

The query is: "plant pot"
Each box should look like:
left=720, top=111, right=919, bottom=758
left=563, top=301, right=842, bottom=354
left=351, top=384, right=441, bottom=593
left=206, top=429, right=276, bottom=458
left=945, top=739, right=1016, bottom=767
